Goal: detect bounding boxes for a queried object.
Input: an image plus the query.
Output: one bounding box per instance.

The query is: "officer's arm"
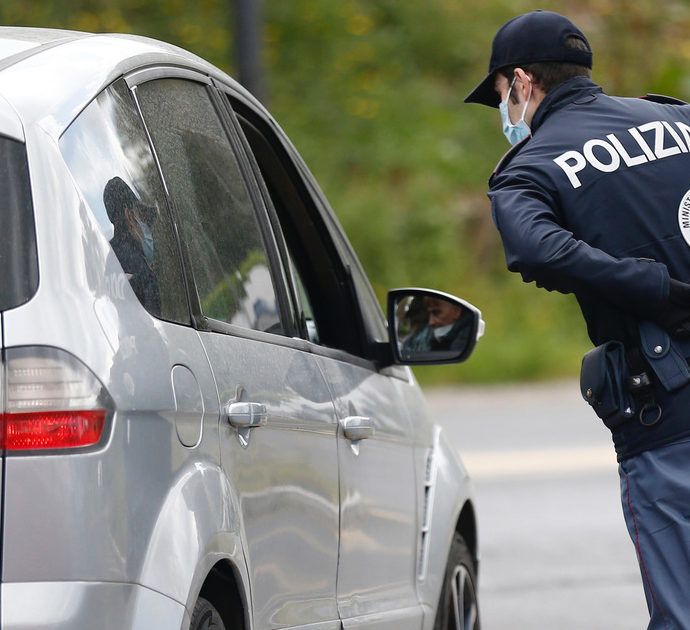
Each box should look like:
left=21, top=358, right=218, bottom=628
left=488, top=171, right=670, bottom=318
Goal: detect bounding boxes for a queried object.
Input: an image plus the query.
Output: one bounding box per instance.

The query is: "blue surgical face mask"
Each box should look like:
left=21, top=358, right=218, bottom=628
left=499, top=76, right=532, bottom=145
left=433, top=323, right=454, bottom=340
left=138, top=220, right=154, bottom=263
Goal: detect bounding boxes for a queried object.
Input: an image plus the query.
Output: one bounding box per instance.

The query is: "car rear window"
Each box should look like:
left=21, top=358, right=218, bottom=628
left=0, top=135, right=38, bottom=311
left=59, top=79, right=190, bottom=324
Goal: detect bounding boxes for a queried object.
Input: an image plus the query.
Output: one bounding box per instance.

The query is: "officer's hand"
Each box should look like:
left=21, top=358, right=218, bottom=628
left=655, top=278, right=690, bottom=337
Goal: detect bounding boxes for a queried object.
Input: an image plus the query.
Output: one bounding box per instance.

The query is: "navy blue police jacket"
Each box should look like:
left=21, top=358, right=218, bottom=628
left=489, top=76, right=690, bottom=460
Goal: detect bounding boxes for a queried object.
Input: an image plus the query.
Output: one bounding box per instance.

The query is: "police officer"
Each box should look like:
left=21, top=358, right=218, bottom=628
left=466, top=10, right=690, bottom=629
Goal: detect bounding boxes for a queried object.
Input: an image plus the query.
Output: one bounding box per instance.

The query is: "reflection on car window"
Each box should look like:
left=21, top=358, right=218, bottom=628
left=234, top=105, right=386, bottom=354
left=60, top=79, right=189, bottom=324
left=324, top=216, right=389, bottom=344
left=288, top=252, right=320, bottom=344
left=102, top=176, right=162, bottom=314
left=135, top=79, right=282, bottom=335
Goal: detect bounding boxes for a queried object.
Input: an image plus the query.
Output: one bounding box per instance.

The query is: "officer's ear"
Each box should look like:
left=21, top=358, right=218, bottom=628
left=512, top=68, right=533, bottom=102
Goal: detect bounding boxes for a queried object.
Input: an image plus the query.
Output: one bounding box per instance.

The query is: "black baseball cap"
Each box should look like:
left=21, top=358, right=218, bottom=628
left=464, top=10, right=592, bottom=108
left=103, top=176, right=157, bottom=225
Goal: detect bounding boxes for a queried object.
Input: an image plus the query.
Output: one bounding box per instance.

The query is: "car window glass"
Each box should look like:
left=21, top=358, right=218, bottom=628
left=0, top=136, right=38, bottom=311
left=134, top=79, right=282, bottom=335
left=230, top=109, right=363, bottom=354
left=60, top=78, right=189, bottom=324
left=233, top=103, right=386, bottom=353
left=328, top=225, right=389, bottom=343
left=288, top=251, right=320, bottom=344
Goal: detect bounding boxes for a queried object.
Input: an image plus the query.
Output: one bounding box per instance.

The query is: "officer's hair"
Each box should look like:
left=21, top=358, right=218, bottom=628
left=499, top=36, right=592, bottom=102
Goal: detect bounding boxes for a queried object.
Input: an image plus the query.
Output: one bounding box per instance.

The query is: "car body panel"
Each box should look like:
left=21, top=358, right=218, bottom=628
left=418, top=427, right=475, bottom=630
left=2, top=582, right=187, bottom=629
left=0, top=93, right=23, bottom=141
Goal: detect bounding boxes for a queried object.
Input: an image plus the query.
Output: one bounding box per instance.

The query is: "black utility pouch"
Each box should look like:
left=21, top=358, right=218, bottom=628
left=580, top=341, right=634, bottom=429
left=638, top=320, right=690, bottom=392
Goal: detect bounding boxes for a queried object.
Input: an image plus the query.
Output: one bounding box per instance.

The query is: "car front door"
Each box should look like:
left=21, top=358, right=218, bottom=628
left=131, top=73, right=341, bottom=630
left=319, top=356, right=422, bottom=629
left=316, top=248, right=422, bottom=630
left=229, top=99, right=423, bottom=629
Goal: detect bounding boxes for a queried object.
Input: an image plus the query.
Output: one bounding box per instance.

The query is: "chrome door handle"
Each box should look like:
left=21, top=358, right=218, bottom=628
left=224, top=401, right=267, bottom=429
left=341, top=416, right=375, bottom=441
left=224, top=401, right=267, bottom=448
left=225, top=402, right=267, bottom=429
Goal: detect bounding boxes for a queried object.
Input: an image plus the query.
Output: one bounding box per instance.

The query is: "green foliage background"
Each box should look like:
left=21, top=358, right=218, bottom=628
left=4, top=0, right=690, bottom=382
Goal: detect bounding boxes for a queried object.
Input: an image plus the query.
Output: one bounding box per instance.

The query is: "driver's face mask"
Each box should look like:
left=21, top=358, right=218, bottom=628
left=499, top=75, right=532, bottom=145
left=433, top=323, right=455, bottom=340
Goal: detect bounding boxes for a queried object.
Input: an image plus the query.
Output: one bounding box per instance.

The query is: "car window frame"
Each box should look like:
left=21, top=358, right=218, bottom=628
left=218, top=84, right=388, bottom=367
left=123, top=67, right=299, bottom=342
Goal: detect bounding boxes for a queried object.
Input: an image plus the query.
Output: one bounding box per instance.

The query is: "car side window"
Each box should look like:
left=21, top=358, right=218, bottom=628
left=288, top=251, right=320, bottom=344
left=230, top=99, right=381, bottom=356
left=327, top=220, right=389, bottom=344
left=60, top=78, right=190, bottom=324
left=134, top=79, right=283, bottom=335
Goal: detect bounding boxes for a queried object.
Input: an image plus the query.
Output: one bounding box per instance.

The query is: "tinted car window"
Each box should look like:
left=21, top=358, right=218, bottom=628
left=289, top=252, right=321, bottom=344
left=232, top=103, right=376, bottom=356
left=60, top=79, right=189, bottom=323
left=134, top=79, right=282, bottom=335
left=327, top=221, right=389, bottom=344
left=0, top=136, right=38, bottom=310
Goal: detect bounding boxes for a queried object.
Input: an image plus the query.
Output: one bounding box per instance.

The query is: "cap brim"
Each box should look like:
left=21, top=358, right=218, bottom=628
left=464, top=72, right=501, bottom=108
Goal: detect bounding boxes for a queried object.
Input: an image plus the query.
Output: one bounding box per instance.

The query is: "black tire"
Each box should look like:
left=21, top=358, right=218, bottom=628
left=190, top=597, right=227, bottom=630
left=433, top=532, right=480, bottom=630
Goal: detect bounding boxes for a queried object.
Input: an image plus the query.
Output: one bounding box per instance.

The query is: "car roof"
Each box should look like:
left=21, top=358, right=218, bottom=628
left=0, top=26, right=82, bottom=58
left=0, top=27, right=251, bottom=139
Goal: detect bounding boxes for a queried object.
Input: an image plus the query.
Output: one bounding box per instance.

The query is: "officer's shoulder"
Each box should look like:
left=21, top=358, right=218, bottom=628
left=639, top=93, right=689, bottom=106
left=490, top=136, right=531, bottom=184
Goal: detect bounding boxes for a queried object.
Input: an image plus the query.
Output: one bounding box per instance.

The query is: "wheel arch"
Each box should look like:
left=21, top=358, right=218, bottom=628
left=196, top=560, right=248, bottom=630
left=418, top=425, right=477, bottom=630
left=456, top=499, right=478, bottom=571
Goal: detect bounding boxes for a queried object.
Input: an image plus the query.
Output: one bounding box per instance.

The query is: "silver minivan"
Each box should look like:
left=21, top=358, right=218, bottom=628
left=0, top=27, right=484, bottom=630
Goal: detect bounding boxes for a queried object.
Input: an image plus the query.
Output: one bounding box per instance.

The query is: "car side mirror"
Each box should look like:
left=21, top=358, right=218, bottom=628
left=387, top=288, right=485, bottom=365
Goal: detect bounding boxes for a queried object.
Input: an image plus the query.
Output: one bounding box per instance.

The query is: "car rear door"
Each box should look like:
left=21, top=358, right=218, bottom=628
left=131, top=72, right=341, bottom=630
left=228, top=96, right=423, bottom=629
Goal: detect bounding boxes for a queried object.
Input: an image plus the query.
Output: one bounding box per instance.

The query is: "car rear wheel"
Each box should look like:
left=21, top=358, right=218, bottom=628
left=433, top=532, right=480, bottom=630
left=190, top=597, right=227, bottom=630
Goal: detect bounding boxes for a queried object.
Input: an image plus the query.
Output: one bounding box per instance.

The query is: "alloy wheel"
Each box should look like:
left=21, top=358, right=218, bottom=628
left=450, top=564, right=479, bottom=630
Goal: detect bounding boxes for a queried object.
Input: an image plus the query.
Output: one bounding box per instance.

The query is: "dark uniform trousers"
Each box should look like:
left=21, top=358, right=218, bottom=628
left=489, top=76, right=690, bottom=629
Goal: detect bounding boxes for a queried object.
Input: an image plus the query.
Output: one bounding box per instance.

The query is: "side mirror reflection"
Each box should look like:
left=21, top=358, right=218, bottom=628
left=388, top=289, right=484, bottom=365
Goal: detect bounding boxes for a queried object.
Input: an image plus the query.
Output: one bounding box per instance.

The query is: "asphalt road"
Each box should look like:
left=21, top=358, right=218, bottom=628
left=426, top=380, right=650, bottom=630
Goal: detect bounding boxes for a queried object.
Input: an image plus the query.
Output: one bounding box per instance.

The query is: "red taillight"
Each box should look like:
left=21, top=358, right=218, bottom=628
left=2, top=347, right=111, bottom=454
left=0, top=409, right=106, bottom=451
